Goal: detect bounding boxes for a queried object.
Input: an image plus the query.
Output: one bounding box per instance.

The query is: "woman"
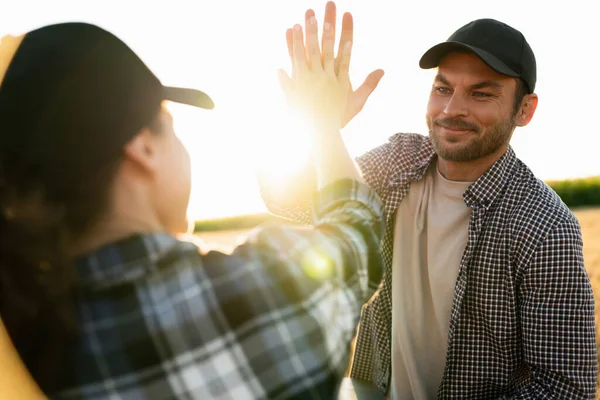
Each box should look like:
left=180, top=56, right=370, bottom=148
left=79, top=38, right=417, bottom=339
left=0, top=18, right=382, bottom=400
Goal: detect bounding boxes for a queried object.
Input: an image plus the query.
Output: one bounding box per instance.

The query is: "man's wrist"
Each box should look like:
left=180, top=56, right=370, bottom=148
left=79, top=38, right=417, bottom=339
left=311, top=118, right=341, bottom=141
left=309, top=110, right=342, bottom=131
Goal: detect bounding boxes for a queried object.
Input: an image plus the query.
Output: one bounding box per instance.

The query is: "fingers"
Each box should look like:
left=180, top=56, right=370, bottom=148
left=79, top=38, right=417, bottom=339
left=304, top=9, right=315, bottom=66
left=292, top=24, right=308, bottom=74
left=351, top=69, right=385, bottom=114
left=335, top=12, right=354, bottom=74
left=321, top=1, right=336, bottom=63
left=338, top=40, right=352, bottom=84
left=286, top=28, right=293, bottom=59
left=343, top=69, right=385, bottom=127
left=322, top=19, right=335, bottom=74
left=304, top=11, right=321, bottom=70
left=354, top=69, right=385, bottom=99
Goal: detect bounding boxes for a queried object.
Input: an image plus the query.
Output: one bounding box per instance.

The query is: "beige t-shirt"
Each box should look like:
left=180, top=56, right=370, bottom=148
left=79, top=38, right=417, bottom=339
left=390, top=162, right=473, bottom=400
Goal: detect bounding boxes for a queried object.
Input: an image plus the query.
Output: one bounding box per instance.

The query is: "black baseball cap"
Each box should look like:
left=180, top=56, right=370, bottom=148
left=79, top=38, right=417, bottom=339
left=0, top=22, right=214, bottom=193
left=419, top=18, right=536, bottom=93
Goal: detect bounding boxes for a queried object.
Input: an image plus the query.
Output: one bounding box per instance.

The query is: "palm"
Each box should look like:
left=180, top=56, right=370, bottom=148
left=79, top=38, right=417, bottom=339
left=285, top=2, right=384, bottom=129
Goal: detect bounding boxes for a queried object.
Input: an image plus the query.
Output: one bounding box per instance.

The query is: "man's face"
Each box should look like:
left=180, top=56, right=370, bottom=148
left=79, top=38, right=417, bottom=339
left=152, top=107, right=192, bottom=234
left=426, top=52, right=520, bottom=162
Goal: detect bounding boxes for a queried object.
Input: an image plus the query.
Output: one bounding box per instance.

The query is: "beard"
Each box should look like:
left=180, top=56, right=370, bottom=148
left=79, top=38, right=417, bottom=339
left=427, top=113, right=516, bottom=162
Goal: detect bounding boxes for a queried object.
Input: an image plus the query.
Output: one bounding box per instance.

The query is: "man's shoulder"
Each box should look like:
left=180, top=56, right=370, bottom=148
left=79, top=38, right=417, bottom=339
left=358, top=132, right=429, bottom=155
left=383, top=132, right=431, bottom=152
left=503, top=159, right=579, bottom=248
left=356, top=132, right=432, bottom=172
left=511, top=159, right=573, bottom=221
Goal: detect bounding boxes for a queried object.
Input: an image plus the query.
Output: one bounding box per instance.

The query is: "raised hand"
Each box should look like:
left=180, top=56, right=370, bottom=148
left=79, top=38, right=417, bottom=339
left=278, top=13, right=352, bottom=130
left=285, top=1, right=384, bottom=128
left=277, top=10, right=364, bottom=188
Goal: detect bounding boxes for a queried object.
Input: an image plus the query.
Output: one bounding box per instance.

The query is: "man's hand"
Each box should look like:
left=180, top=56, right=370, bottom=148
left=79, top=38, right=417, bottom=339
left=278, top=9, right=363, bottom=189
left=284, top=1, right=384, bottom=128
left=278, top=13, right=351, bottom=129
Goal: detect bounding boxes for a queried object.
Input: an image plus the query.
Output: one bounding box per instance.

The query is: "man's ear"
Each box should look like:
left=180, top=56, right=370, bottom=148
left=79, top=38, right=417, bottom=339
left=515, top=93, right=538, bottom=127
left=123, top=128, right=159, bottom=174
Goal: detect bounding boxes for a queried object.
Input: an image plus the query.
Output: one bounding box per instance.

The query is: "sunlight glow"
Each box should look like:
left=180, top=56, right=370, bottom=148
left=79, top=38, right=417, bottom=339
left=302, top=249, right=334, bottom=280
left=254, top=108, right=314, bottom=183
left=3, top=0, right=597, bottom=221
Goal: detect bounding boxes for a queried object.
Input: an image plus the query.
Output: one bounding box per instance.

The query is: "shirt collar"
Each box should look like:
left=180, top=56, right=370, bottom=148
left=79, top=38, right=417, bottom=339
left=388, top=135, right=436, bottom=187
left=387, top=135, right=518, bottom=209
left=463, top=146, right=517, bottom=209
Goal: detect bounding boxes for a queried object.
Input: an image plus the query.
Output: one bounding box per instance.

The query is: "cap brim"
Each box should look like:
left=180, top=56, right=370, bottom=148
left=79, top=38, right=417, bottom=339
left=163, top=86, right=214, bottom=110
left=419, top=42, right=519, bottom=78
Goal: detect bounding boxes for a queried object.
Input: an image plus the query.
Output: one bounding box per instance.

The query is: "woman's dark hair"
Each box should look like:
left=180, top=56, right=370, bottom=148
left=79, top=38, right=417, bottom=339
left=0, top=158, right=121, bottom=393
left=0, top=110, right=165, bottom=393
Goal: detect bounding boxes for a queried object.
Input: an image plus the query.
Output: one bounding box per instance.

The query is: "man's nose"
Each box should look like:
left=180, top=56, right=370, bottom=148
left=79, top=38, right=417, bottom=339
left=443, top=92, right=469, bottom=118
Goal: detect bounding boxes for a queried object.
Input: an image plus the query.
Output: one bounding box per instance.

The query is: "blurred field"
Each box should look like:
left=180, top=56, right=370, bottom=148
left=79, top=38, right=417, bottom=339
left=569, top=207, right=600, bottom=397
left=575, top=208, right=600, bottom=367
left=196, top=207, right=600, bottom=392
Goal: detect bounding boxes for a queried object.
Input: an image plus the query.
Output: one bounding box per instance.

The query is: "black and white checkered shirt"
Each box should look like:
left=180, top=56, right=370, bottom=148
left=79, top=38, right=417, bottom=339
left=260, top=133, right=598, bottom=399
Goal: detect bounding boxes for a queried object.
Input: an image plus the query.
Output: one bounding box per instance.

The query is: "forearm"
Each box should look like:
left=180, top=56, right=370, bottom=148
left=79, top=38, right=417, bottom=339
left=257, top=159, right=316, bottom=225
left=249, top=179, right=383, bottom=300
left=312, top=118, right=363, bottom=190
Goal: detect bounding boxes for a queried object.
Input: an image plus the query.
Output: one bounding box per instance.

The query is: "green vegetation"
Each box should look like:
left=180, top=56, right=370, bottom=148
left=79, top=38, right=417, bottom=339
left=547, top=176, right=600, bottom=208
left=193, top=176, right=600, bottom=232
left=194, top=213, right=289, bottom=232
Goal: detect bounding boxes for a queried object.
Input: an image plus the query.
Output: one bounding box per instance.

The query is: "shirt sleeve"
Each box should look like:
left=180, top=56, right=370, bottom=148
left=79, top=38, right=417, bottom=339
left=355, top=141, right=394, bottom=194
left=257, top=140, right=395, bottom=227
left=256, top=157, right=317, bottom=226
left=201, top=178, right=384, bottom=398
left=509, top=217, right=597, bottom=399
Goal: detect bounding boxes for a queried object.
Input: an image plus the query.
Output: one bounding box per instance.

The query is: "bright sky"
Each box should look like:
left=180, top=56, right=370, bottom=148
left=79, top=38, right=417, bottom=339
left=1, top=0, right=598, bottom=220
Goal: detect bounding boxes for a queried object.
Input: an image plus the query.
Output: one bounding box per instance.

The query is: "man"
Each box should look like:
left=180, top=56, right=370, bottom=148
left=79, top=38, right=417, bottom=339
left=0, top=22, right=383, bottom=399
left=261, top=2, right=598, bottom=398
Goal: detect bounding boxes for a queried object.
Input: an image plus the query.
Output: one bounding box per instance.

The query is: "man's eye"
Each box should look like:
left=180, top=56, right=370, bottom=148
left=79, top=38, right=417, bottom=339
left=473, top=91, right=493, bottom=98
left=434, top=86, right=451, bottom=94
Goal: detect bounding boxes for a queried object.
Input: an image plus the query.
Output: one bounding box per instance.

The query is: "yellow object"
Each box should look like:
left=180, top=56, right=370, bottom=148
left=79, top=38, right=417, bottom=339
left=0, top=319, right=47, bottom=399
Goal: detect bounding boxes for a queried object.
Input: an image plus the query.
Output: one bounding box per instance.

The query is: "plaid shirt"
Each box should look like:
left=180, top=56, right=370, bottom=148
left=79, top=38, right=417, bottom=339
left=52, top=179, right=384, bottom=400
left=259, top=133, right=598, bottom=399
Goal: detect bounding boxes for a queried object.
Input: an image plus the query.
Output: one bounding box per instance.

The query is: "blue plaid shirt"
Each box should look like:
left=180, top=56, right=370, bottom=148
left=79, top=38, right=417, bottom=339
left=51, top=179, right=383, bottom=400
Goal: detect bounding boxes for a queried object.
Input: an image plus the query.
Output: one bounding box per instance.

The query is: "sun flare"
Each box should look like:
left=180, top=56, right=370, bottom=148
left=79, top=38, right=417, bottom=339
left=169, top=101, right=318, bottom=221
